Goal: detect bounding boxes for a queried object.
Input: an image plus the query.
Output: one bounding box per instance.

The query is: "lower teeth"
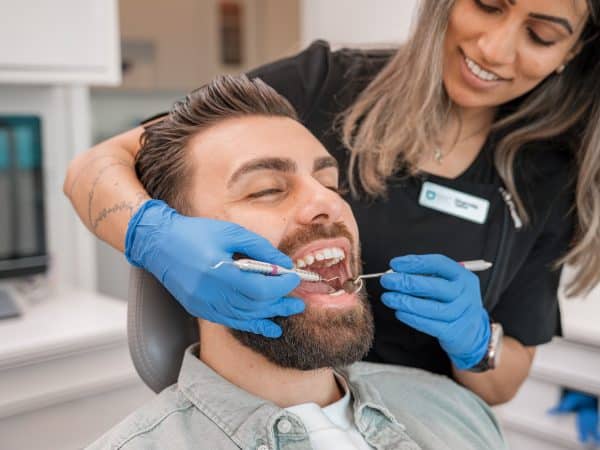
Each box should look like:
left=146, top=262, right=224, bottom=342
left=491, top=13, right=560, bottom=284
left=329, top=289, right=345, bottom=297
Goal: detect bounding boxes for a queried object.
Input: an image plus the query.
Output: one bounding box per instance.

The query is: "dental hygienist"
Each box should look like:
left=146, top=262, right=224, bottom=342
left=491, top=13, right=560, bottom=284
left=64, top=0, right=600, bottom=406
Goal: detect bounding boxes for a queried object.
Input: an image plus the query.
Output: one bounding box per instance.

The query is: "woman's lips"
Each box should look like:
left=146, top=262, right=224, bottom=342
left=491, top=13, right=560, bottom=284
left=457, top=48, right=508, bottom=91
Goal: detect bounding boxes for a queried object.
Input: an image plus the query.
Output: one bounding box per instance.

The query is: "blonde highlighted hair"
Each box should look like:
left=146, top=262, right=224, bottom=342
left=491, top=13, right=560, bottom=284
left=341, top=0, right=600, bottom=296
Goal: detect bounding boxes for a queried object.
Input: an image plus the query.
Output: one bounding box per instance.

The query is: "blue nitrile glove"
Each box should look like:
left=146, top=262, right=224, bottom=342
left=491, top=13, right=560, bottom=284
left=125, top=199, right=304, bottom=338
left=549, top=389, right=600, bottom=446
left=380, top=254, right=491, bottom=370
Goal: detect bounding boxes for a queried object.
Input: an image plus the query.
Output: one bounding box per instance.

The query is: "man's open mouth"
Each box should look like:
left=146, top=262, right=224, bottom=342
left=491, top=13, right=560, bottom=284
left=290, top=238, right=353, bottom=296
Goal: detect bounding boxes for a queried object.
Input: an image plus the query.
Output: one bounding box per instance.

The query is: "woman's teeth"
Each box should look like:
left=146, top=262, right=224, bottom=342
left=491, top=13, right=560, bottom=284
left=464, top=55, right=500, bottom=82
left=294, top=247, right=346, bottom=269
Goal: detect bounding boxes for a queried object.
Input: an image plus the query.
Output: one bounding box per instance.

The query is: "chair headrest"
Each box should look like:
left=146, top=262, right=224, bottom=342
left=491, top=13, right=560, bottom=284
left=127, top=267, right=198, bottom=393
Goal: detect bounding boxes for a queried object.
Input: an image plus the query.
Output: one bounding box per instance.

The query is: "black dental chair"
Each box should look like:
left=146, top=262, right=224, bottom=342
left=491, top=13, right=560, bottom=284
left=127, top=267, right=198, bottom=393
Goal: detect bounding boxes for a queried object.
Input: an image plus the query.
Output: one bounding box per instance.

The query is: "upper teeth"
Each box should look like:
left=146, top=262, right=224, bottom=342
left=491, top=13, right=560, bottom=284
left=465, top=56, right=500, bottom=82
left=295, top=247, right=345, bottom=269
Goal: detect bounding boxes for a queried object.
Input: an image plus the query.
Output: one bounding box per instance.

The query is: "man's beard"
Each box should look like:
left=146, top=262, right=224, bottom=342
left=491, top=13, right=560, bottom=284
left=230, top=223, right=374, bottom=370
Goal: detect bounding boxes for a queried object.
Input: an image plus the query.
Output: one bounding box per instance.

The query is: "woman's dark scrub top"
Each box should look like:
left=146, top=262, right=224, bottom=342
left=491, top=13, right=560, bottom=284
left=246, top=41, right=576, bottom=377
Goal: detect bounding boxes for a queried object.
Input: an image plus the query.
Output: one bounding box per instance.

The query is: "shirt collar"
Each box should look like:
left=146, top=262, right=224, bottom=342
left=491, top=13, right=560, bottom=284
left=285, top=372, right=353, bottom=432
left=336, top=366, right=406, bottom=431
left=178, top=344, right=283, bottom=449
left=177, top=344, right=410, bottom=449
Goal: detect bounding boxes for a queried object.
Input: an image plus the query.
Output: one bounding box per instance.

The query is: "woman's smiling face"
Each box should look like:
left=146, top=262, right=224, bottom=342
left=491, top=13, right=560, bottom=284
left=443, top=0, right=589, bottom=109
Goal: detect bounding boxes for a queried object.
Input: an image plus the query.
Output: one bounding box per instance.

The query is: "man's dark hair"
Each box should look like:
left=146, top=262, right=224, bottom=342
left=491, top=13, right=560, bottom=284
left=136, top=74, right=298, bottom=213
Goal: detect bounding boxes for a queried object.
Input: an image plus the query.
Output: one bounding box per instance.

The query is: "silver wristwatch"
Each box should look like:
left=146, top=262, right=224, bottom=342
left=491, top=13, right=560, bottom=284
left=468, top=322, right=504, bottom=372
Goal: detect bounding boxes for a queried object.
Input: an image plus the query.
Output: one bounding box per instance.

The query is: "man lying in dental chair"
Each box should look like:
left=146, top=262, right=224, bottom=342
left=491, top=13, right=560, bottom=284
left=87, top=75, right=507, bottom=450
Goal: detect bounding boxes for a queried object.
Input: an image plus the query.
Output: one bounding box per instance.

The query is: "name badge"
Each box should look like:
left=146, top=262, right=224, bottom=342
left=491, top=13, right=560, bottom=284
left=418, top=181, right=489, bottom=224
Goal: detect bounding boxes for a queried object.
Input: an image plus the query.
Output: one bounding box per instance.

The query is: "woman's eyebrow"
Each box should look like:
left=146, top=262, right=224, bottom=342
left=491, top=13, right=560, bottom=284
left=529, top=13, right=574, bottom=34
left=506, top=0, right=574, bottom=34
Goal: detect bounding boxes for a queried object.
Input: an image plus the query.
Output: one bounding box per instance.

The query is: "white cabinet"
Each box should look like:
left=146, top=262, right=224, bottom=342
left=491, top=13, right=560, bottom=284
left=0, top=0, right=120, bottom=85
left=0, top=288, right=154, bottom=449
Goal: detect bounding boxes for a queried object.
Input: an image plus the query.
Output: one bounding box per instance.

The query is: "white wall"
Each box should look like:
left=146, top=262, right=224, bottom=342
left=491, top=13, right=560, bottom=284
left=90, top=89, right=186, bottom=300
left=301, top=0, right=419, bottom=46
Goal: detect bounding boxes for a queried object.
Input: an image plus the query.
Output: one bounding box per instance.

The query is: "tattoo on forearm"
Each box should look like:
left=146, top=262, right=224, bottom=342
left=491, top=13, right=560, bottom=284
left=69, top=155, right=131, bottom=198
left=92, top=201, right=134, bottom=231
left=91, top=192, right=150, bottom=231
left=87, top=160, right=133, bottom=227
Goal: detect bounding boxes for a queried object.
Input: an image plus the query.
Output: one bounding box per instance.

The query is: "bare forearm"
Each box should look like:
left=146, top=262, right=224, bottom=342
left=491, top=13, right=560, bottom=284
left=63, top=128, right=150, bottom=252
left=452, top=337, right=536, bottom=406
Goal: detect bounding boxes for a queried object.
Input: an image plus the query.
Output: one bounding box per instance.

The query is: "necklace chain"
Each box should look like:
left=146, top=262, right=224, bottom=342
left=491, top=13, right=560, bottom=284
left=433, top=121, right=491, bottom=164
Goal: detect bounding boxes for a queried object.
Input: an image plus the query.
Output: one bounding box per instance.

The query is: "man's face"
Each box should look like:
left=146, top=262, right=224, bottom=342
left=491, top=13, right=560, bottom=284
left=186, top=115, right=373, bottom=369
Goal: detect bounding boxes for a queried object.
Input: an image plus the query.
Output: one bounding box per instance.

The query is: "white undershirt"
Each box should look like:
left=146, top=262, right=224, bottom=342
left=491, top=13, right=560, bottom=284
left=285, top=377, right=373, bottom=450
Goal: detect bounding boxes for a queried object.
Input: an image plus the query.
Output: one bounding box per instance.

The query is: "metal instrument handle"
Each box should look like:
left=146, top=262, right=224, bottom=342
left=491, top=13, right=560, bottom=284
left=214, top=258, right=322, bottom=282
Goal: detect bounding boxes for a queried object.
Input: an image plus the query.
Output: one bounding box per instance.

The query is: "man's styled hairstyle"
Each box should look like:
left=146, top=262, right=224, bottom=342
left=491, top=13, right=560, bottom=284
left=136, top=74, right=298, bottom=214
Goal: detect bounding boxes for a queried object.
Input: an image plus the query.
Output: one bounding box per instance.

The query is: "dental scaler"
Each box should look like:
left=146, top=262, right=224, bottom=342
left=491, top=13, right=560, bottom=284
left=212, top=258, right=326, bottom=282
left=213, top=258, right=492, bottom=284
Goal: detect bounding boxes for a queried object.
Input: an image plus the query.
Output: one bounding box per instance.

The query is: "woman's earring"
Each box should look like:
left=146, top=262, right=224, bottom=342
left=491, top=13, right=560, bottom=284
left=556, top=64, right=566, bottom=74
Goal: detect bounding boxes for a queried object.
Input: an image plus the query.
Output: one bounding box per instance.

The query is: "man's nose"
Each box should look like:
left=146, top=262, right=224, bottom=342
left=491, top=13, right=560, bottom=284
left=295, top=179, right=345, bottom=226
left=477, top=20, right=518, bottom=66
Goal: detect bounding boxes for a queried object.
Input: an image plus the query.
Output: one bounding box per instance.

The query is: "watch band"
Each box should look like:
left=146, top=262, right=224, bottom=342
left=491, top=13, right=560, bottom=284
left=468, top=322, right=504, bottom=373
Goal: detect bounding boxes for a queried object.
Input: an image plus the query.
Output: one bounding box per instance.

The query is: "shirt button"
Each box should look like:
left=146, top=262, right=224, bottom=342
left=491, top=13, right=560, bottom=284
left=257, top=445, right=269, bottom=450
left=277, top=419, right=292, bottom=434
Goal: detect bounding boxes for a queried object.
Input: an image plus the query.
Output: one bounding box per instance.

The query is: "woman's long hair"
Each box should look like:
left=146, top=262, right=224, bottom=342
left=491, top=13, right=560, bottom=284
left=341, top=0, right=600, bottom=296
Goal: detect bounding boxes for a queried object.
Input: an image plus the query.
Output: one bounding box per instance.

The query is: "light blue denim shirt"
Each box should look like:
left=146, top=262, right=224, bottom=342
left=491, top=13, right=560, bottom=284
left=88, top=344, right=508, bottom=450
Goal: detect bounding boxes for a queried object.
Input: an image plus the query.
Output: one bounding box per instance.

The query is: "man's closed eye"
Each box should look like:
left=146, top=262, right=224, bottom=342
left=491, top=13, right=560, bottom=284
left=248, top=188, right=285, bottom=199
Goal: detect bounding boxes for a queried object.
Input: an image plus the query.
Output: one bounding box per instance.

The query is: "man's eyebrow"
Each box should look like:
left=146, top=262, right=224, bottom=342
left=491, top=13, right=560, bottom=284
left=506, top=1, right=574, bottom=35
left=227, top=157, right=296, bottom=187
left=313, top=156, right=338, bottom=172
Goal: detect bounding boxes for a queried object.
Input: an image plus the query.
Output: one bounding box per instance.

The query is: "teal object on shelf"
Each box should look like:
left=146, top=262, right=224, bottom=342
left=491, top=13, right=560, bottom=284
left=0, top=116, right=42, bottom=171
left=0, top=114, right=47, bottom=280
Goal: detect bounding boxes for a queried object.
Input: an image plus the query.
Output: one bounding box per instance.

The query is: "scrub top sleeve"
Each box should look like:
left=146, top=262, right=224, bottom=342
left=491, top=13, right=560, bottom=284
left=246, top=40, right=333, bottom=122
left=491, top=185, right=575, bottom=346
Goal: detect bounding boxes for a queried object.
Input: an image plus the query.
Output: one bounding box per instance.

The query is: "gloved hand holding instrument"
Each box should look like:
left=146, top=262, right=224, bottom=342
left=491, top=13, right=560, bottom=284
left=125, top=200, right=304, bottom=338
left=380, top=254, right=492, bottom=370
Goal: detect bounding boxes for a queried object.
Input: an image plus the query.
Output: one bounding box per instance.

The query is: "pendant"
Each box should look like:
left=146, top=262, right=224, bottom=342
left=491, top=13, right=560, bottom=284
left=434, top=147, right=443, bottom=164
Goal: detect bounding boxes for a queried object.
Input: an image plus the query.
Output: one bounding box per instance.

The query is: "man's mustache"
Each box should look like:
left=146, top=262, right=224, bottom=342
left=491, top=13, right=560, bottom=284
left=277, top=223, right=355, bottom=258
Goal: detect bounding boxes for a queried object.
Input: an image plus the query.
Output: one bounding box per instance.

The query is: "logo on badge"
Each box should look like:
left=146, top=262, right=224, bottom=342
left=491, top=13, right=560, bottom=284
left=419, top=181, right=490, bottom=224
